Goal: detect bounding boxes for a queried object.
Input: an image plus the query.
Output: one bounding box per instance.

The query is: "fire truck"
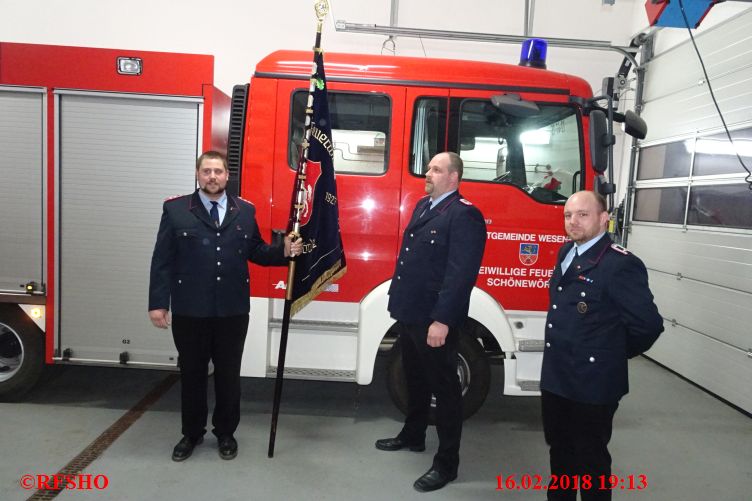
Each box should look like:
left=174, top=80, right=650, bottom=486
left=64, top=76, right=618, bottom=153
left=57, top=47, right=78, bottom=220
left=1, top=42, right=643, bottom=419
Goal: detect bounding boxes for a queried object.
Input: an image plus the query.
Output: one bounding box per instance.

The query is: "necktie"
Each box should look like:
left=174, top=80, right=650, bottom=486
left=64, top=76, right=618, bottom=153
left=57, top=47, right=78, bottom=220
left=210, top=201, right=220, bottom=227
left=420, top=202, right=432, bottom=218
left=562, top=246, right=578, bottom=274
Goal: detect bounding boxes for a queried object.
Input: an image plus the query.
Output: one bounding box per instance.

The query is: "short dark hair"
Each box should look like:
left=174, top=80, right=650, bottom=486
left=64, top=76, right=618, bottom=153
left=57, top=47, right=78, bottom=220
left=593, top=192, right=608, bottom=213
left=445, top=151, right=464, bottom=181
left=196, top=150, right=228, bottom=171
left=570, top=191, right=608, bottom=212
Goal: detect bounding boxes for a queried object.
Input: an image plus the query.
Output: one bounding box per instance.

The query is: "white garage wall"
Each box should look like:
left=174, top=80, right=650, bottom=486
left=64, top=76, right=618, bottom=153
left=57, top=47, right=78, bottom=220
left=0, top=0, right=637, bottom=96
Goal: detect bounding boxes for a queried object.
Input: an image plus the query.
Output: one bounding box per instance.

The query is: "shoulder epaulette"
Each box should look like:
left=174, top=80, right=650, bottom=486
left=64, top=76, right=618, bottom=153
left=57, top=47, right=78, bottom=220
left=610, top=243, right=631, bottom=255
left=235, top=195, right=255, bottom=206
left=459, top=198, right=473, bottom=206
left=164, top=194, right=185, bottom=202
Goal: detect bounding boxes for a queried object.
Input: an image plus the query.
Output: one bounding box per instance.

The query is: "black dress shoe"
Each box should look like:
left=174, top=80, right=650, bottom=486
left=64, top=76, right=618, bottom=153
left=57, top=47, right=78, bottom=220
left=374, top=436, right=425, bottom=452
left=218, top=435, right=238, bottom=460
left=413, top=468, right=457, bottom=492
left=172, top=436, right=203, bottom=462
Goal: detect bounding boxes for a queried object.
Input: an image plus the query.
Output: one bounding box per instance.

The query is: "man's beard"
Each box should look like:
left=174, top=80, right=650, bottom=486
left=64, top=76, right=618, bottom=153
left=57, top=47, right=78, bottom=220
left=201, top=183, right=225, bottom=195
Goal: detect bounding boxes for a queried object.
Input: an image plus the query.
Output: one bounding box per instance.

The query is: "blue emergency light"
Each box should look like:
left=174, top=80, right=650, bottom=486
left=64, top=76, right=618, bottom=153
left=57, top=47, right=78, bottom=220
left=519, top=38, right=547, bottom=69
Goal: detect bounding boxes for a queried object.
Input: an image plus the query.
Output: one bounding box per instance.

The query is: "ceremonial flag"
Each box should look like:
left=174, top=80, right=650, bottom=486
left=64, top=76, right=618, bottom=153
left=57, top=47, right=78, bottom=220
left=269, top=0, right=341, bottom=458
left=288, top=49, right=346, bottom=317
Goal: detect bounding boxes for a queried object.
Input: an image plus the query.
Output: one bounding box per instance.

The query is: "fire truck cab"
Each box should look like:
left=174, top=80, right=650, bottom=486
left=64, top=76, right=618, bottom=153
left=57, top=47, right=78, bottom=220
left=230, top=49, right=619, bottom=418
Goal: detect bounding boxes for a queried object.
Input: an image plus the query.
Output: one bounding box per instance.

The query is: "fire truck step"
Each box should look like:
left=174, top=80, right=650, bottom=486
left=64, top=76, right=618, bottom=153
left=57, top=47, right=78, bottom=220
left=266, top=366, right=356, bottom=382
left=268, top=318, right=359, bottom=333
left=518, top=380, right=541, bottom=391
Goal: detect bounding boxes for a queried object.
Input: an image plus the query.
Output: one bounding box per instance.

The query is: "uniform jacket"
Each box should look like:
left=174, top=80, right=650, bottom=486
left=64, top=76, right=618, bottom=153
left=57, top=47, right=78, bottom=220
left=541, top=234, right=663, bottom=404
left=387, top=192, right=486, bottom=328
left=149, top=191, right=286, bottom=318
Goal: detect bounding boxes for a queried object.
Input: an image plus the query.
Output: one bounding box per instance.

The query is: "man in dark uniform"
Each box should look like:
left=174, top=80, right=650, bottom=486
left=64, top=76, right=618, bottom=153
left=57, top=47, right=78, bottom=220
left=376, top=152, right=486, bottom=492
left=541, top=190, right=663, bottom=500
left=148, top=151, right=302, bottom=462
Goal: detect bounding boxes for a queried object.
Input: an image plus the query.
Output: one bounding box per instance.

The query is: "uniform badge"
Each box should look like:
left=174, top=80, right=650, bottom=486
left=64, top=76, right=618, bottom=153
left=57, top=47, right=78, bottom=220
left=577, top=301, right=588, bottom=313
left=519, top=243, right=539, bottom=266
left=577, top=275, right=594, bottom=284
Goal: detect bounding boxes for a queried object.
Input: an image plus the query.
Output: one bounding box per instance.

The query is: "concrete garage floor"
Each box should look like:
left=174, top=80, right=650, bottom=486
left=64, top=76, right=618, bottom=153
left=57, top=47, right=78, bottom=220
left=1, top=356, right=750, bottom=501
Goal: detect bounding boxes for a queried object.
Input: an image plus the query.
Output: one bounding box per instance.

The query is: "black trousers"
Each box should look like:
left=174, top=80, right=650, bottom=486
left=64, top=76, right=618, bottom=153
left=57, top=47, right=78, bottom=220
left=397, top=321, right=462, bottom=475
left=541, top=390, right=619, bottom=501
left=171, top=314, right=249, bottom=439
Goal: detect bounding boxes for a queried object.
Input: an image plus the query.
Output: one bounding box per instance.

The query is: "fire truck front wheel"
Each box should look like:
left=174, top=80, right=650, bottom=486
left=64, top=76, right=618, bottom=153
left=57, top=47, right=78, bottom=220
left=0, top=305, right=45, bottom=401
left=386, top=332, right=491, bottom=422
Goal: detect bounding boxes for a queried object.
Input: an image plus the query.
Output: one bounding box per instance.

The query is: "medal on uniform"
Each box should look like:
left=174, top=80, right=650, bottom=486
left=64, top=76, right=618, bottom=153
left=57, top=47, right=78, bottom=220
left=577, top=301, right=588, bottom=313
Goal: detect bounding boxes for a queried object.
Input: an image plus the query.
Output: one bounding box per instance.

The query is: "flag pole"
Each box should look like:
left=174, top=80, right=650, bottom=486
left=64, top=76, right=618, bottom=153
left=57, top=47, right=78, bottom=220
left=268, top=0, right=330, bottom=458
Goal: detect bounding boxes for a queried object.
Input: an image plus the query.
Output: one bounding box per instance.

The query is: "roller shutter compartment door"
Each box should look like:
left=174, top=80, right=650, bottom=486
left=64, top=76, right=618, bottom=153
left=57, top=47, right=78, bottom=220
left=58, top=93, right=199, bottom=365
left=0, top=89, right=44, bottom=294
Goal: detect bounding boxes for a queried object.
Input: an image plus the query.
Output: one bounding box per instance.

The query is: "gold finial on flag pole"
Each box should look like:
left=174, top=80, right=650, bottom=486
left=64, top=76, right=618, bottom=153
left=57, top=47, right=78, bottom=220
left=314, top=0, right=329, bottom=22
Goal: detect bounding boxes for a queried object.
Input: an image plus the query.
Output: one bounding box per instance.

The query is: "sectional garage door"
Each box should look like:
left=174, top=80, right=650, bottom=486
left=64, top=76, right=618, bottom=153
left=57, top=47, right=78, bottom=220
left=629, top=10, right=752, bottom=413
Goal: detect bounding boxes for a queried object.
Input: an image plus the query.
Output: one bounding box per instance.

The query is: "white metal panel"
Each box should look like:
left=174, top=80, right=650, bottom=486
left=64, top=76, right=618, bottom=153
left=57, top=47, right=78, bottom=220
left=629, top=224, right=752, bottom=295
left=641, top=8, right=752, bottom=142
left=0, top=89, right=45, bottom=293
left=641, top=69, right=752, bottom=142
left=647, top=270, right=749, bottom=351
left=268, top=328, right=357, bottom=372
left=58, top=93, right=199, bottom=365
left=646, top=323, right=752, bottom=413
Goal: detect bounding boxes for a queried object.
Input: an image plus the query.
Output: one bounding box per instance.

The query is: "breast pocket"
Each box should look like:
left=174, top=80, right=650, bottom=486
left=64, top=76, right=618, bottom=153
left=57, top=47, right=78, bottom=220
left=573, top=286, right=603, bottom=326
left=175, top=228, right=199, bottom=240
left=174, top=228, right=207, bottom=270
left=420, top=231, right=447, bottom=254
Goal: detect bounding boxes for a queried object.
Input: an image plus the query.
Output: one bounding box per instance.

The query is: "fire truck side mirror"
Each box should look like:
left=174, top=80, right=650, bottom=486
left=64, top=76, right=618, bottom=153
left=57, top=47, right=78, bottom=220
left=589, top=110, right=609, bottom=174
left=490, top=93, right=540, bottom=118
left=595, top=174, right=616, bottom=196
left=623, top=109, right=647, bottom=140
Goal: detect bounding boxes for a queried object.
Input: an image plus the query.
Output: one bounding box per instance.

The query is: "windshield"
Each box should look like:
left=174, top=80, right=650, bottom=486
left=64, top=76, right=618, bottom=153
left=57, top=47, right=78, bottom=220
left=412, top=98, right=583, bottom=203
left=460, top=100, right=582, bottom=202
